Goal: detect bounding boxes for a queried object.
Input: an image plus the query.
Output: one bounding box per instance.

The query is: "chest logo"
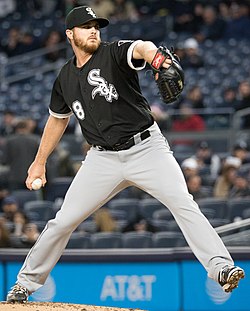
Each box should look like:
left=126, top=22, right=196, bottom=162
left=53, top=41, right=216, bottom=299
left=87, top=69, right=119, bottom=102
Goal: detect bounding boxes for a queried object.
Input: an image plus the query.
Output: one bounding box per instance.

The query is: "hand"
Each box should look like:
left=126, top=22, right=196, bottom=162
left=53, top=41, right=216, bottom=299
left=162, top=58, right=172, bottom=69
left=25, top=161, right=46, bottom=190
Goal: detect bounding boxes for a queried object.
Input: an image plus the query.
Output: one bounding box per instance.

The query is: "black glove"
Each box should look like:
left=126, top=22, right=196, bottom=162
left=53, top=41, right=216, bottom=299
left=151, top=46, right=185, bottom=104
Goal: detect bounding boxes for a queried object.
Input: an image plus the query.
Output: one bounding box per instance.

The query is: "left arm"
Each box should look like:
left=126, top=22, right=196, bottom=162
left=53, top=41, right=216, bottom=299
left=132, top=40, right=171, bottom=67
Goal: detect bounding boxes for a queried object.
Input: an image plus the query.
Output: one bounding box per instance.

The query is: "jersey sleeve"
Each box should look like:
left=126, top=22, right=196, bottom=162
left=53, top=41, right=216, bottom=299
left=112, top=40, right=146, bottom=71
left=49, top=77, right=73, bottom=118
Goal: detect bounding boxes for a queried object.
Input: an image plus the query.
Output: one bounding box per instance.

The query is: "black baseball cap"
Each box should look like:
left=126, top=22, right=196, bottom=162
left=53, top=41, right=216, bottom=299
left=65, top=6, right=109, bottom=30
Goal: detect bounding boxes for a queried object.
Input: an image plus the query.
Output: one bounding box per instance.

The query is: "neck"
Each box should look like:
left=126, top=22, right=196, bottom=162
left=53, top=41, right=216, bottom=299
left=74, top=50, right=92, bottom=68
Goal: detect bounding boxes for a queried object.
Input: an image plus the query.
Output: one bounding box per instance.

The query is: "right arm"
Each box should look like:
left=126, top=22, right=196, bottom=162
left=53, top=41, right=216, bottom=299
left=26, top=115, right=70, bottom=190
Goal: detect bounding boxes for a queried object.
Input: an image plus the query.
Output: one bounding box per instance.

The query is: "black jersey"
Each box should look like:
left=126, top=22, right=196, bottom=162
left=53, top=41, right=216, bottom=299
left=49, top=40, right=154, bottom=147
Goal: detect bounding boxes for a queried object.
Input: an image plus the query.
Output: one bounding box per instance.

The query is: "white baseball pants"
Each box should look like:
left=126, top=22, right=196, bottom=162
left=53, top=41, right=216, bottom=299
left=17, top=122, right=233, bottom=292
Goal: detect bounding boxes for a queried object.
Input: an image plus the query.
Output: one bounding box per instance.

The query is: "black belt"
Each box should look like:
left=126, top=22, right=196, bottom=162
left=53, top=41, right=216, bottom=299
left=94, top=130, right=151, bottom=151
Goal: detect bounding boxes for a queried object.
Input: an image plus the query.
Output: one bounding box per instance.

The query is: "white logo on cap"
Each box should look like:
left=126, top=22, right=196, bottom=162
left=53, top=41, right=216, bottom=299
left=86, top=7, right=97, bottom=18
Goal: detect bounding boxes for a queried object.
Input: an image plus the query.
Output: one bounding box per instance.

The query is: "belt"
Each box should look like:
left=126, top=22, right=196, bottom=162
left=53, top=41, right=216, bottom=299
left=94, top=130, right=150, bottom=151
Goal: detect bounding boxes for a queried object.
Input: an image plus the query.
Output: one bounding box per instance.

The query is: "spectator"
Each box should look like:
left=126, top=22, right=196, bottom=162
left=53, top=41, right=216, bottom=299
left=1, top=119, right=40, bottom=190
left=90, top=0, right=115, bottom=19
left=171, top=102, right=206, bottom=147
left=54, top=143, right=75, bottom=177
left=195, top=5, right=226, bottom=43
left=232, top=141, right=250, bottom=165
left=213, top=163, right=238, bottom=198
left=186, top=85, right=205, bottom=110
left=172, top=0, right=201, bottom=34
left=235, top=80, right=250, bottom=129
left=220, top=87, right=237, bottom=109
left=93, top=208, right=118, bottom=232
left=181, top=38, right=204, bottom=69
left=0, top=221, right=11, bottom=248
left=0, top=185, right=9, bottom=212
left=181, top=157, right=199, bottom=179
left=0, top=27, right=21, bottom=57
left=194, top=141, right=221, bottom=179
left=1, top=28, right=40, bottom=57
left=18, top=31, right=40, bottom=54
left=0, top=0, right=16, bottom=18
left=228, top=171, right=250, bottom=199
left=1, top=196, right=19, bottom=222
left=223, top=1, right=250, bottom=39
left=122, top=215, right=157, bottom=233
left=0, top=110, right=17, bottom=137
left=43, top=30, right=66, bottom=63
left=12, top=211, right=29, bottom=237
left=150, top=104, right=170, bottom=131
left=20, top=223, right=40, bottom=248
left=186, top=174, right=210, bottom=200
left=110, top=0, right=139, bottom=22
left=218, top=1, right=232, bottom=22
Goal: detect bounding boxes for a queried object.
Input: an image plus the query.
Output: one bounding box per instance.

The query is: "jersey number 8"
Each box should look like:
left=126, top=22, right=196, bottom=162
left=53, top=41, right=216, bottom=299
left=72, top=100, right=85, bottom=120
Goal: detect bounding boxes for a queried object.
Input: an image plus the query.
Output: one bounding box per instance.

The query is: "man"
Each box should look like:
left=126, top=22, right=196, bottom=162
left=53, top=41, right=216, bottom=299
left=2, top=119, right=40, bottom=190
left=7, top=5, right=244, bottom=303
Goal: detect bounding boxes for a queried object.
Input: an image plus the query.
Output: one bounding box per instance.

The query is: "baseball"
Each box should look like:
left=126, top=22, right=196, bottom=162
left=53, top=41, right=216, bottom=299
left=31, top=178, right=43, bottom=190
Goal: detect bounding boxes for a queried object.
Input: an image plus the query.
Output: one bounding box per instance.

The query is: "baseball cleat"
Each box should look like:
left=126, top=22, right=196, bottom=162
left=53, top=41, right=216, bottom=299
left=6, top=284, right=29, bottom=303
left=218, top=265, right=245, bottom=293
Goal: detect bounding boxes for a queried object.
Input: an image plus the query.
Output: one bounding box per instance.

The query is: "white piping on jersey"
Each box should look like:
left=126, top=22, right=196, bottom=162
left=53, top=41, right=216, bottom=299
left=49, top=108, right=73, bottom=119
left=127, top=40, right=146, bottom=71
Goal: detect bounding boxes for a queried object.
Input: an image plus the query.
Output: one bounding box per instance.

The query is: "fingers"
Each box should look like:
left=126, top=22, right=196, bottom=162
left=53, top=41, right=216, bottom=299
left=26, top=177, right=46, bottom=190
left=162, top=58, right=172, bottom=69
left=26, top=161, right=47, bottom=190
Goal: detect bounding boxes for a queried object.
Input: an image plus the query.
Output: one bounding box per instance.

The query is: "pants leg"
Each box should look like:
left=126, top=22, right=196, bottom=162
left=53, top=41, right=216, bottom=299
left=124, top=124, right=233, bottom=281
left=17, top=149, right=127, bottom=292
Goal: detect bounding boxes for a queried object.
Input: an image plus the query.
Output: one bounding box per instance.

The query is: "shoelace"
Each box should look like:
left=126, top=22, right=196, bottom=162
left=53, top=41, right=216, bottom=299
left=10, top=284, right=28, bottom=295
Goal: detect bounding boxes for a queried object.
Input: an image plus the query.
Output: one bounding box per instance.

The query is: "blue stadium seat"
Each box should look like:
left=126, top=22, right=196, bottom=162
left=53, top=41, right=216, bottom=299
left=66, top=232, right=91, bottom=249
left=108, top=198, right=139, bottom=223
left=152, top=231, right=187, bottom=248
left=138, top=198, right=166, bottom=220
left=23, top=200, right=55, bottom=221
left=122, top=232, right=153, bottom=248
left=90, top=232, right=123, bottom=249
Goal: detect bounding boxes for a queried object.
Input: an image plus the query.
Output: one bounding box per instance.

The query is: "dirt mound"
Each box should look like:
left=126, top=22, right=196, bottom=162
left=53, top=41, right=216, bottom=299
left=0, top=302, right=143, bottom=311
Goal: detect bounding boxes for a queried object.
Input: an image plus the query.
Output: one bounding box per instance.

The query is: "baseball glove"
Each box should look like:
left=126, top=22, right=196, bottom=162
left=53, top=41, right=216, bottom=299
left=151, top=46, right=184, bottom=104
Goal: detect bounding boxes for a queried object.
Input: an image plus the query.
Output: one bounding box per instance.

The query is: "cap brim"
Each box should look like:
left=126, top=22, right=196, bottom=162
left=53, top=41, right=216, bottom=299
left=67, top=17, right=109, bottom=29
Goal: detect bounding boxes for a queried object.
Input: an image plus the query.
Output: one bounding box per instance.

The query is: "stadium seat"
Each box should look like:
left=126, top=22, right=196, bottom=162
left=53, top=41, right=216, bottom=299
left=11, top=189, right=40, bottom=210
left=77, top=220, right=97, bottom=233
left=152, top=231, right=187, bottom=248
left=150, top=219, right=170, bottom=232
left=23, top=200, right=55, bottom=221
left=196, top=197, right=228, bottom=219
left=138, top=198, right=166, bottom=220
left=45, top=177, right=73, bottom=201
left=122, top=232, right=153, bottom=248
left=90, top=232, right=123, bottom=248
left=66, top=232, right=91, bottom=249
left=227, top=198, right=250, bottom=222
left=152, top=208, right=174, bottom=221
left=108, top=198, right=139, bottom=223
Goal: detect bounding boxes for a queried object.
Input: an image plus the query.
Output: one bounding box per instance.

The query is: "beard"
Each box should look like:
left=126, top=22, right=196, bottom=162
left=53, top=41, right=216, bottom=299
left=73, top=35, right=101, bottom=54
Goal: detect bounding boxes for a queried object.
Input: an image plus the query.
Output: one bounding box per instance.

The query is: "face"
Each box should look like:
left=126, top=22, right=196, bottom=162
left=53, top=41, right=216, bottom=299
left=67, top=21, right=101, bottom=54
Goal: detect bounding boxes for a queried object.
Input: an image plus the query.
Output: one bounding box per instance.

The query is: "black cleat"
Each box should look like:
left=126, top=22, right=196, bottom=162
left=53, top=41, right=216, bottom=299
left=6, top=284, right=29, bottom=303
left=218, top=265, right=245, bottom=293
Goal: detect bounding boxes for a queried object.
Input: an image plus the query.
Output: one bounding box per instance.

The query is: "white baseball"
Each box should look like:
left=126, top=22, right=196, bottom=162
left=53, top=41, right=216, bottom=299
left=31, top=178, right=43, bottom=190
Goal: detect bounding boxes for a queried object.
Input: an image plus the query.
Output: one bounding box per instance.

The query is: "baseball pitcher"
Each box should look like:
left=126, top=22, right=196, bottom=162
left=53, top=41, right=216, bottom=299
left=7, top=6, right=244, bottom=303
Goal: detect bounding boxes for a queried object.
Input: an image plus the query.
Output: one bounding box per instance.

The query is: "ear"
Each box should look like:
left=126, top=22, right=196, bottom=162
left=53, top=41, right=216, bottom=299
left=65, top=29, right=73, bottom=40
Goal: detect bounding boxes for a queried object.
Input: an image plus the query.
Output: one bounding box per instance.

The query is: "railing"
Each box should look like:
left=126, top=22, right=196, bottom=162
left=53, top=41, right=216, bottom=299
left=216, top=218, right=250, bottom=235
left=0, top=41, right=71, bottom=86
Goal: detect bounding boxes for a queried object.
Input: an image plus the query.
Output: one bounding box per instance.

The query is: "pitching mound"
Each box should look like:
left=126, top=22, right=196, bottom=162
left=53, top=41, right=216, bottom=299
left=0, top=302, right=143, bottom=311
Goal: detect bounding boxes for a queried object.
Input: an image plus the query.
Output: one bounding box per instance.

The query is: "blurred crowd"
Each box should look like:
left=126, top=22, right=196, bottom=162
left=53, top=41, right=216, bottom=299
left=0, top=0, right=250, bottom=248
left=1, top=0, right=250, bottom=57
